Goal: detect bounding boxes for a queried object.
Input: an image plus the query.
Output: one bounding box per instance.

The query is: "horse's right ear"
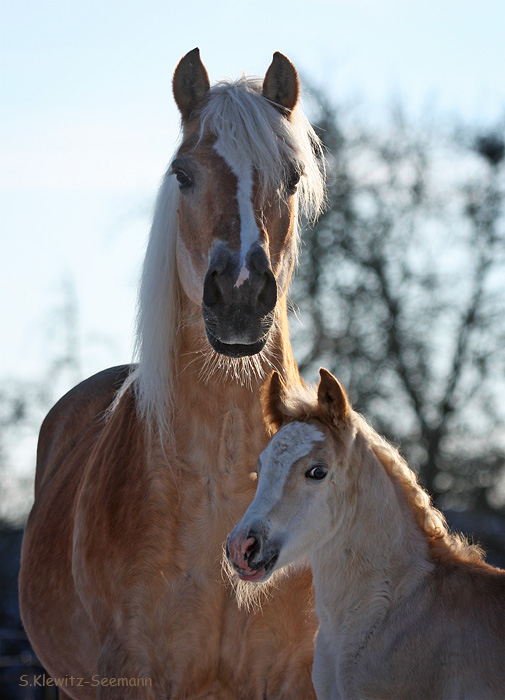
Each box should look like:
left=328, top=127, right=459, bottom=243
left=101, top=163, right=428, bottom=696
left=262, top=52, right=300, bottom=114
left=173, top=48, right=210, bottom=122
left=261, top=371, right=289, bottom=433
left=317, top=368, right=350, bottom=424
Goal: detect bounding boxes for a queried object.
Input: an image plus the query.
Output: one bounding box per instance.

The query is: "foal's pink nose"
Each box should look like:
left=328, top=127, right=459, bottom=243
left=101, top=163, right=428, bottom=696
left=227, top=534, right=257, bottom=570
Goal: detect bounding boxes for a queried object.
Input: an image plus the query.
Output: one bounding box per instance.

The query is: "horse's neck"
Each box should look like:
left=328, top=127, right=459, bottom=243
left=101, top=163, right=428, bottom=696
left=170, top=292, right=300, bottom=468
left=310, top=433, right=432, bottom=635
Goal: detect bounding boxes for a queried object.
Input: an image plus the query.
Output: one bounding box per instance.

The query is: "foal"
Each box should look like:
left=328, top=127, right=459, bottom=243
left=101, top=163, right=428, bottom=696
left=227, top=369, right=505, bottom=700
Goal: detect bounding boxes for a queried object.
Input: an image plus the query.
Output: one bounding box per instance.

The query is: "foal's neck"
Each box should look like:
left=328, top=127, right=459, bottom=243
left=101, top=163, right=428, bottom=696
left=310, top=432, right=432, bottom=631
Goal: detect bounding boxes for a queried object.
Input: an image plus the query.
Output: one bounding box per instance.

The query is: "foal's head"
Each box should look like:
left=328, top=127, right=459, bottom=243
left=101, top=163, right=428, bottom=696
left=227, top=369, right=355, bottom=581
left=171, top=49, right=325, bottom=358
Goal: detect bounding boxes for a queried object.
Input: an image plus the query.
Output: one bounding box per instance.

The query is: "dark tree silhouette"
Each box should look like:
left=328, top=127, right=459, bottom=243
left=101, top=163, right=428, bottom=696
left=292, top=91, right=505, bottom=512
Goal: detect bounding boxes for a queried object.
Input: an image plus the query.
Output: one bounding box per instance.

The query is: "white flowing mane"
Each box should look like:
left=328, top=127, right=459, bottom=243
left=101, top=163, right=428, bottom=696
left=130, top=76, right=326, bottom=439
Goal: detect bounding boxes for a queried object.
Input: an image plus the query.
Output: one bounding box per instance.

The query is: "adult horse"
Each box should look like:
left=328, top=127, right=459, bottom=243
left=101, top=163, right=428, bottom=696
left=19, top=49, right=326, bottom=699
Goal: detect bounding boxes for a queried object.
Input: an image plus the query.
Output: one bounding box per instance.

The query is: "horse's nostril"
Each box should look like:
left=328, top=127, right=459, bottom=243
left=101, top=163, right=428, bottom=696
left=203, top=246, right=233, bottom=309
left=256, top=270, right=277, bottom=315
left=203, top=270, right=223, bottom=307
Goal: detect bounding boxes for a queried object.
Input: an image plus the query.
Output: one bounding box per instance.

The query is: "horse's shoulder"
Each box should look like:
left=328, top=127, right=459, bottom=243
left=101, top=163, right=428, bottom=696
left=35, top=364, right=133, bottom=494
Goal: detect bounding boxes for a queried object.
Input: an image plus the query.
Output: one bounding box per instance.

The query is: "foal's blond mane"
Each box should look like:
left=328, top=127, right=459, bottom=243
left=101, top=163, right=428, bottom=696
left=128, top=76, right=326, bottom=440
left=352, top=413, right=484, bottom=565
left=282, top=386, right=484, bottom=566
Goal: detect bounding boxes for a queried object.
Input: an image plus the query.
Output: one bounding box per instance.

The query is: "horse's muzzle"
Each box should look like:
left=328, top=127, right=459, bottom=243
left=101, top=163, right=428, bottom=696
left=202, top=244, right=277, bottom=357
left=204, top=333, right=268, bottom=358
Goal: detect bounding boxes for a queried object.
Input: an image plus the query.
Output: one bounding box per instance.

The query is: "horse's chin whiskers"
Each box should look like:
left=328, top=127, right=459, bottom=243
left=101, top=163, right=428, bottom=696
left=181, top=352, right=206, bottom=374
left=183, top=315, right=203, bottom=326
left=180, top=312, right=205, bottom=330
left=260, top=350, right=282, bottom=377
left=195, top=342, right=271, bottom=389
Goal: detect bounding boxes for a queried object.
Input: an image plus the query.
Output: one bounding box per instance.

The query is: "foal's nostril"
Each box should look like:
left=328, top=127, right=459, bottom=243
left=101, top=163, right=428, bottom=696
left=243, top=536, right=258, bottom=561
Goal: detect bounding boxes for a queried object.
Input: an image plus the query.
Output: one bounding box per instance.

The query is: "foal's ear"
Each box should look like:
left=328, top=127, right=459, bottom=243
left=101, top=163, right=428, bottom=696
left=262, top=52, right=300, bottom=114
left=317, top=369, right=350, bottom=424
left=261, top=371, right=289, bottom=433
left=173, top=48, right=210, bottom=121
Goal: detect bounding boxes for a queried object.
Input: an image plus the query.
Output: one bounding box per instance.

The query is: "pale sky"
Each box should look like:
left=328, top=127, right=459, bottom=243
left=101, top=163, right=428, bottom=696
left=2, top=0, right=505, bottom=390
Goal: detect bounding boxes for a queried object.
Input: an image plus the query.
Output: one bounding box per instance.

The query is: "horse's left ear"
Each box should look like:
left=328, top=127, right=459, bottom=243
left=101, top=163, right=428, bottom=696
left=317, top=369, right=350, bottom=424
left=173, top=47, right=210, bottom=121
left=262, top=52, right=300, bottom=114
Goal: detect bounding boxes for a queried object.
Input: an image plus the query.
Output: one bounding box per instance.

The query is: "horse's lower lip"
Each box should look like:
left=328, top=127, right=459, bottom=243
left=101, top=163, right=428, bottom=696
left=206, top=332, right=267, bottom=358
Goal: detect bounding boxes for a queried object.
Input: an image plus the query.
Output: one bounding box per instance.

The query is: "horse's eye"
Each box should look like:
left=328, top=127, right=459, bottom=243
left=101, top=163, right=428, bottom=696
left=287, top=170, right=301, bottom=193
left=174, top=170, right=193, bottom=189
left=305, top=465, right=328, bottom=480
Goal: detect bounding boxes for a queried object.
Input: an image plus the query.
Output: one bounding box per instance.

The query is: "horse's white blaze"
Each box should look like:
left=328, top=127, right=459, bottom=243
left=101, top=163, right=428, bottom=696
left=214, top=137, right=261, bottom=279
left=235, top=265, right=250, bottom=287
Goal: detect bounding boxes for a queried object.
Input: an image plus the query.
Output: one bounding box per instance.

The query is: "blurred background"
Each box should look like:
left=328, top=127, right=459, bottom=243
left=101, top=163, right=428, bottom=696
left=1, top=0, right=504, bottom=696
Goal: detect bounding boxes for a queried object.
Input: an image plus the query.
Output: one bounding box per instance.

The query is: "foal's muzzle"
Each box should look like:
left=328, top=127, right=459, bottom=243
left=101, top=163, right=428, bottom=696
left=226, top=524, right=279, bottom=582
left=202, top=244, right=277, bottom=357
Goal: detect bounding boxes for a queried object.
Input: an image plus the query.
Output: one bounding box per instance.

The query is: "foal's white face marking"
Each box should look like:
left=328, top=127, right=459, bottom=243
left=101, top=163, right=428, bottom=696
left=248, top=422, right=325, bottom=515
left=214, top=137, right=261, bottom=283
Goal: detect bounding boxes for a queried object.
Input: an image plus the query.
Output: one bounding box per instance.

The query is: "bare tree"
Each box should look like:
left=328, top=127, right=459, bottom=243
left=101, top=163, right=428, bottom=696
left=293, top=91, right=505, bottom=511
left=0, top=277, right=83, bottom=524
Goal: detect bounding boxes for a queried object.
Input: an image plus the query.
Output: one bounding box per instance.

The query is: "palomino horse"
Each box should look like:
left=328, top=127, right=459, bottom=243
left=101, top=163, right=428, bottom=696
left=228, top=370, right=505, bottom=700
left=19, top=50, right=325, bottom=699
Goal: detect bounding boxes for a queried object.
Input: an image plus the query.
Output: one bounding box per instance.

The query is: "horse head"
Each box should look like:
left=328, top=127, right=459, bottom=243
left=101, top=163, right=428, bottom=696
left=171, top=48, right=322, bottom=358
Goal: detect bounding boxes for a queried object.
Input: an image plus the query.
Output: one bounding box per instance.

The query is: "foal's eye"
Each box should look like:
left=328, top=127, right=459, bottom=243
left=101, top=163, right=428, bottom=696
left=174, top=170, right=193, bottom=189
left=286, top=170, right=301, bottom=194
left=305, top=465, right=328, bottom=480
